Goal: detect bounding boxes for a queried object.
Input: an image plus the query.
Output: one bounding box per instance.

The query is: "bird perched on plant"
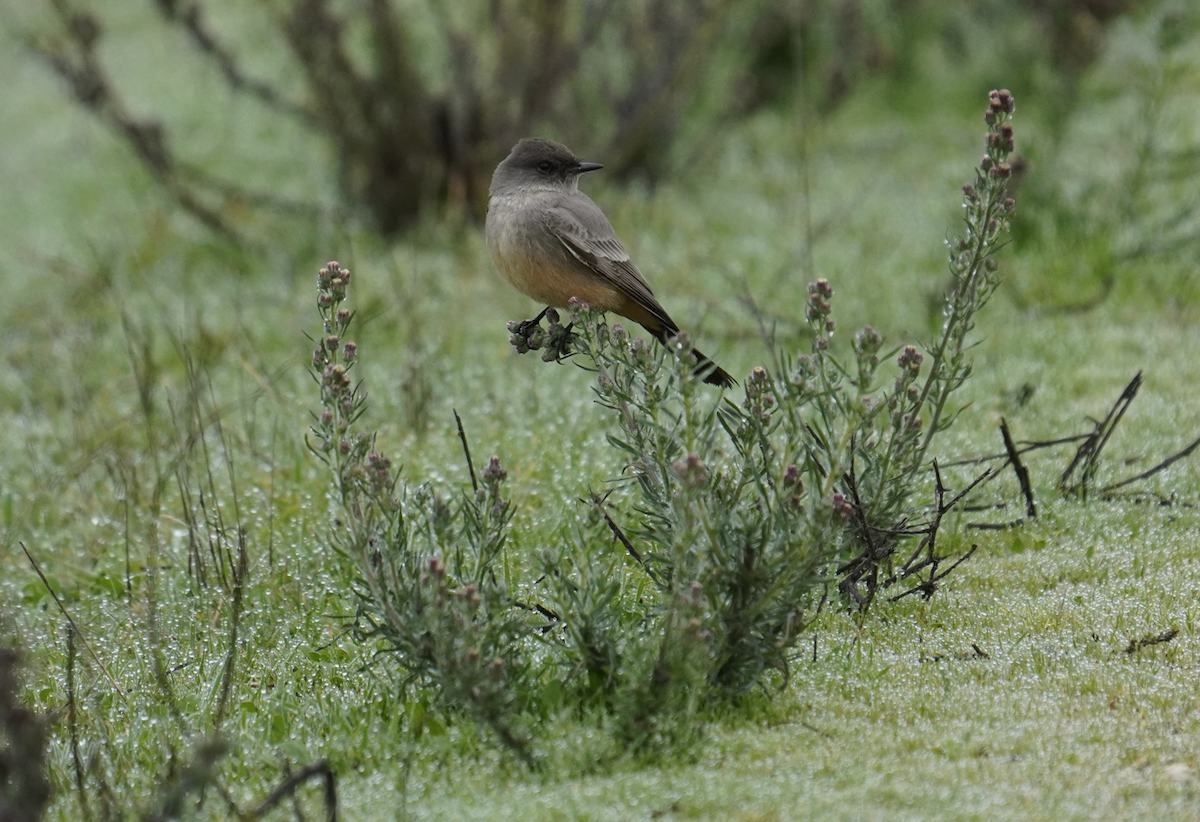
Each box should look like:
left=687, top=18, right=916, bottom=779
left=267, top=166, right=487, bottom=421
left=485, top=137, right=734, bottom=387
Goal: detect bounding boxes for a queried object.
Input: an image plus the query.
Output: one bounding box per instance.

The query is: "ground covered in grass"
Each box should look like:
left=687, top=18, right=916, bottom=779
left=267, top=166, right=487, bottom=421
left=2, top=4, right=1200, bottom=821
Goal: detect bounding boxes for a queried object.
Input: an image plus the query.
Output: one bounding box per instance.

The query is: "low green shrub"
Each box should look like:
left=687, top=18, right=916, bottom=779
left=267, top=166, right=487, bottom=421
left=310, top=89, right=1018, bottom=764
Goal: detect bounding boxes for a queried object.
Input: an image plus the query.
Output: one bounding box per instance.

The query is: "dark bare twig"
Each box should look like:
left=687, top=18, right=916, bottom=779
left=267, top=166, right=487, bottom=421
left=940, top=432, right=1091, bottom=467
left=967, top=520, right=1024, bottom=531
left=1001, top=417, right=1036, bottom=518
left=888, top=462, right=988, bottom=600
left=890, top=545, right=978, bottom=602
left=144, top=739, right=229, bottom=822
left=835, top=451, right=889, bottom=607
left=1124, top=628, right=1177, bottom=654
left=589, top=491, right=656, bottom=578
left=1060, top=371, right=1143, bottom=497
left=1101, top=435, right=1200, bottom=494
left=214, top=527, right=248, bottom=728
left=454, top=409, right=478, bottom=493
left=838, top=458, right=991, bottom=606
left=966, top=371, right=1197, bottom=504
left=511, top=599, right=561, bottom=627
left=250, top=760, right=338, bottom=822
left=21, top=543, right=127, bottom=702
left=938, top=464, right=996, bottom=513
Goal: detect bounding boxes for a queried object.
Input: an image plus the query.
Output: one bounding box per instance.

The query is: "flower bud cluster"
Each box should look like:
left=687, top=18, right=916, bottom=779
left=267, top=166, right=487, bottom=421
left=885, top=344, right=926, bottom=434
left=853, top=325, right=883, bottom=387
left=671, top=452, right=710, bottom=489
left=542, top=311, right=577, bottom=363
left=629, top=337, right=655, bottom=371
left=453, top=583, right=483, bottom=611
left=366, top=452, right=393, bottom=499
left=678, top=581, right=713, bottom=642
left=790, top=353, right=818, bottom=392
left=946, top=90, right=1018, bottom=322
left=896, top=345, right=923, bottom=375
left=806, top=279, right=836, bottom=344
left=427, top=556, right=446, bottom=579
left=317, top=261, right=352, bottom=307
left=781, top=463, right=804, bottom=509
left=980, top=90, right=1017, bottom=185
left=315, top=262, right=357, bottom=359
left=479, top=455, right=509, bottom=519
left=310, top=261, right=400, bottom=509
left=311, top=263, right=369, bottom=460
left=984, top=88, right=1015, bottom=120
left=741, top=366, right=776, bottom=427
left=422, top=489, right=453, bottom=533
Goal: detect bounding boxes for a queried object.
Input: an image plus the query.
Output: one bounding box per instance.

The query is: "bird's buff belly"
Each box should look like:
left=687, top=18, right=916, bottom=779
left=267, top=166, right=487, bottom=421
left=490, top=233, right=623, bottom=311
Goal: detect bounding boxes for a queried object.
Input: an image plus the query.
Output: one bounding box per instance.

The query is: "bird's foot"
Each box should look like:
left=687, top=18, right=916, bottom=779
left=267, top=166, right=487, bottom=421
left=542, top=321, right=577, bottom=363
left=507, top=307, right=571, bottom=356
left=507, top=307, right=551, bottom=354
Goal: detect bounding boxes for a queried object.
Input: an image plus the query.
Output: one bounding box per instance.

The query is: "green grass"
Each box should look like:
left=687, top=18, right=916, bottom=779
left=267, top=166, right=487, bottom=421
left=3, top=3, right=1200, bottom=820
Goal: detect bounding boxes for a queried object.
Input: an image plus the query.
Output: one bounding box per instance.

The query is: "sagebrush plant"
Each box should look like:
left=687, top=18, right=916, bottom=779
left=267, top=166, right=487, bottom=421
left=312, top=90, right=1018, bottom=763
left=308, top=262, right=537, bottom=763
left=526, top=90, right=1017, bottom=614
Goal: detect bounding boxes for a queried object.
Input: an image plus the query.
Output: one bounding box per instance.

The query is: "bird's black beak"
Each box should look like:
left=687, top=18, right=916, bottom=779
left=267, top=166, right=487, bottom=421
left=574, top=161, right=604, bottom=174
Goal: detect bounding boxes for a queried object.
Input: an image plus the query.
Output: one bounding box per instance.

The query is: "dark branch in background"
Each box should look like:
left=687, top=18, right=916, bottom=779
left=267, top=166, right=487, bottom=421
left=280, top=0, right=434, bottom=235
left=32, top=0, right=236, bottom=237
left=952, top=371, right=1199, bottom=523
left=603, top=0, right=736, bottom=179
left=177, top=159, right=327, bottom=218
left=152, top=0, right=317, bottom=126
left=29, top=0, right=760, bottom=235
left=27, top=2, right=1148, bottom=236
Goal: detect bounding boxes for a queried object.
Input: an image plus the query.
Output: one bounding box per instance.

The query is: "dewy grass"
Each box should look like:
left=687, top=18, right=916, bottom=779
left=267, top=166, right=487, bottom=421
left=313, top=91, right=1024, bottom=765
left=13, top=73, right=1200, bottom=821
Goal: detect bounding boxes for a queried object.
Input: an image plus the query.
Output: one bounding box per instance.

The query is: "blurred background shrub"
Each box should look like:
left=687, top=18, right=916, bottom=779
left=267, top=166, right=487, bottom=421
left=17, top=0, right=1149, bottom=238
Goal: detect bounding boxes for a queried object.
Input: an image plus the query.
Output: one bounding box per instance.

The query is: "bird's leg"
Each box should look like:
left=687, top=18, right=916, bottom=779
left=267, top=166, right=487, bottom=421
left=514, top=306, right=551, bottom=338
left=543, top=321, right=577, bottom=363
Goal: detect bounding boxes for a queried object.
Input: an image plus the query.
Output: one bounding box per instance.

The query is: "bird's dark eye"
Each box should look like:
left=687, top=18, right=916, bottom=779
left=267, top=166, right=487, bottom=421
left=536, top=161, right=554, bottom=173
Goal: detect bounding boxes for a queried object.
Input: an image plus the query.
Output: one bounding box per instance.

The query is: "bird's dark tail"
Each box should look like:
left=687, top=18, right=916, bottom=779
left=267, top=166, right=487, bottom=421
left=691, top=347, right=735, bottom=388
left=644, top=326, right=735, bottom=388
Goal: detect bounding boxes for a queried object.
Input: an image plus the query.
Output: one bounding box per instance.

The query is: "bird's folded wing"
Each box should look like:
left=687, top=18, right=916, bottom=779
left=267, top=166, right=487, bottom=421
left=543, top=200, right=678, bottom=334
